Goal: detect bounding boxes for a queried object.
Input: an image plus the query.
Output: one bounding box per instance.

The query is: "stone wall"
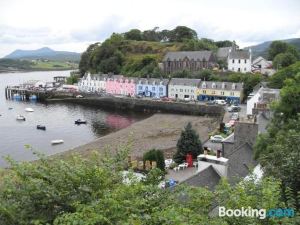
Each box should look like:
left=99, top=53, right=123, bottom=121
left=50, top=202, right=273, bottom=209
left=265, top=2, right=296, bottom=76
left=48, top=96, right=225, bottom=117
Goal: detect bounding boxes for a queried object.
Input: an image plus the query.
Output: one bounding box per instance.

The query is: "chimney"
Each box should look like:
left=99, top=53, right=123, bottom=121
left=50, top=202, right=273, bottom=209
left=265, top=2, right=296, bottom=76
left=217, top=150, right=221, bottom=158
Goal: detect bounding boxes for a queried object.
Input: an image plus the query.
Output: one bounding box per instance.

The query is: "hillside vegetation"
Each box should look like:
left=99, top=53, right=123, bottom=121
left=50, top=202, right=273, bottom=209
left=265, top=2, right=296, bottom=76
left=79, top=26, right=234, bottom=77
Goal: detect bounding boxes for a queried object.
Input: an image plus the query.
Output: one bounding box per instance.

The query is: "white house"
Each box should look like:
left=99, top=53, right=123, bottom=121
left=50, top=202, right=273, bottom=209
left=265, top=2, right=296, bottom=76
left=252, top=56, right=275, bottom=76
left=246, top=87, right=280, bottom=115
left=78, top=73, right=107, bottom=93
left=168, top=78, right=201, bottom=100
left=228, top=48, right=252, bottom=73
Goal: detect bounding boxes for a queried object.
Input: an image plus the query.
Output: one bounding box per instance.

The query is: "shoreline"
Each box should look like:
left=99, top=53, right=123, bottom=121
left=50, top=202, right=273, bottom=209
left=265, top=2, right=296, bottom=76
left=52, top=113, right=220, bottom=160
left=0, top=68, right=76, bottom=74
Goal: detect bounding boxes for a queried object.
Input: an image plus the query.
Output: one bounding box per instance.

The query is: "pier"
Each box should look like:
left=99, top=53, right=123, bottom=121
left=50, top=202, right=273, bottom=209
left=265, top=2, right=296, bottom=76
left=5, top=86, right=50, bottom=101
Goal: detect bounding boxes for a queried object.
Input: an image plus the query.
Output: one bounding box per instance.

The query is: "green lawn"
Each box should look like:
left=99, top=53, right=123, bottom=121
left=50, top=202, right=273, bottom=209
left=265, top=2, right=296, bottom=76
left=31, top=60, right=78, bottom=70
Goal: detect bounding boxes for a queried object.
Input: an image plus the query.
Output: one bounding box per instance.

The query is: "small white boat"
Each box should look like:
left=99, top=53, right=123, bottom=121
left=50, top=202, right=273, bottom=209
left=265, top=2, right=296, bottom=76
left=16, top=115, right=26, bottom=121
left=51, top=140, right=64, bottom=145
left=25, top=108, right=34, bottom=112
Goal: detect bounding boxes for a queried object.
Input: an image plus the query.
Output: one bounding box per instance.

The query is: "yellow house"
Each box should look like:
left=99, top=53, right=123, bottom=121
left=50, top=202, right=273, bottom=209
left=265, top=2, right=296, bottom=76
left=196, top=81, right=243, bottom=103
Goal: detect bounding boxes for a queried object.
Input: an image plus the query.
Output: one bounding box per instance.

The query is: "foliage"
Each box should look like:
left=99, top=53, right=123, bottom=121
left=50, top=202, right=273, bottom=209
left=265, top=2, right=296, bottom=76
left=268, top=40, right=299, bottom=60
left=273, top=52, right=297, bottom=69
left=124, top=29, right=142, bottom=41
left=215, top=176, right=298, bottom=225
left=180, top=38, right=217, bottom=51
left=215, top=40, right=236, bottom=48
left=66, top=74, right=79, bottom=84
left=143, top=149, right=165, bottom=171
left=255, top=74, right=300, bottom=209
left=173, top=122, right=203, bottom=163
left=268, top=61, right=300, bottom=88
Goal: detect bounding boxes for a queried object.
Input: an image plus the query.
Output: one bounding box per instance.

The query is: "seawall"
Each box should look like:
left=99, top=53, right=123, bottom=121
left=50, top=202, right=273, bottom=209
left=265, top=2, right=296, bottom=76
left=46, top=96, right=225, bottom=117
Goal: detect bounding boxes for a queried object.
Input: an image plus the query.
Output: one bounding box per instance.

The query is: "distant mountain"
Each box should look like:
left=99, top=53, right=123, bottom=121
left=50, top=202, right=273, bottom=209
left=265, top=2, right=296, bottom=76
left=4, top=47, right=81, bottom=62
left=244, top=38, right=300, bottom=59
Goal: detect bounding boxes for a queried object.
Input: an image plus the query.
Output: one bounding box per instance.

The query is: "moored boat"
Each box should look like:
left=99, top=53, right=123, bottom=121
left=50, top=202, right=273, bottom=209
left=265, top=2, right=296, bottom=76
left=37, top=125, right=46, bottom=130
left=75, top=119, right=87, bottom=124
left=51, top=140, right=64, bottom=145
left=16, top=115, right=26, bottom=121
left=25, top=108, right=34, bottom=112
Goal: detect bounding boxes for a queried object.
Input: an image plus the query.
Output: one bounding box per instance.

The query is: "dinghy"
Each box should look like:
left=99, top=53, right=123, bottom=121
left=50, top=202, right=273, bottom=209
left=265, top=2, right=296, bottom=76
left=51, top=140, right=64, bottom=145
left=25, top=108, right=34, bottom=112
left=16, top=115, right=26, bottom=121
left=37, top=125, right=46, bottom=130
left=75, top=119, right=87, bottom=125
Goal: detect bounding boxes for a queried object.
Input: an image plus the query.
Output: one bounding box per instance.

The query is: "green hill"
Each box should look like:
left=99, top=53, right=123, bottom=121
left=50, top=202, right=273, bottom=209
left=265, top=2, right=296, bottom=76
left=4, top=47, right=81, bottom=62
left=78, top=26, right=233, bottom=77
left=244, top=38, right=300, bottom=58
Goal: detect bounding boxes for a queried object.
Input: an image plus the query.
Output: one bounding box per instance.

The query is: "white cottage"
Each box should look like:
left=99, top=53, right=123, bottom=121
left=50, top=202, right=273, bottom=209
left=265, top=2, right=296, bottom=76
left=228, top=48, right=252, bottom=73
left=78, top=73, right=108, bottom=93
left=168, top=78, right=201, bottom=100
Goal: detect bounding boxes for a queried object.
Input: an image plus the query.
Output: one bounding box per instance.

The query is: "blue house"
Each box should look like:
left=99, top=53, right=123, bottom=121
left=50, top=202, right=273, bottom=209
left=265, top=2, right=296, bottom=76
left=136, top=78, right=169, bottom=98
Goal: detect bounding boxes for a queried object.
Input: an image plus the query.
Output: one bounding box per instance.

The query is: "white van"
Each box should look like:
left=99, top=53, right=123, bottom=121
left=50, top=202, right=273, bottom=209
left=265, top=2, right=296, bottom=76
left=215, top=99, right=226, bottom=105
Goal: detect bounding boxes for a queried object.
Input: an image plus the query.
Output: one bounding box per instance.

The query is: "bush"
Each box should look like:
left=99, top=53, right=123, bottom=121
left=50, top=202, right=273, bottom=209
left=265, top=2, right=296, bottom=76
left=143, top=149, right=165, bottom=171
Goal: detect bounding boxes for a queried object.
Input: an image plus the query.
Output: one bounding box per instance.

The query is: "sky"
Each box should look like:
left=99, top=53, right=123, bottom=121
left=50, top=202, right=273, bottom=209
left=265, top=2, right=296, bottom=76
left=0, top=0, right=299, bottom=57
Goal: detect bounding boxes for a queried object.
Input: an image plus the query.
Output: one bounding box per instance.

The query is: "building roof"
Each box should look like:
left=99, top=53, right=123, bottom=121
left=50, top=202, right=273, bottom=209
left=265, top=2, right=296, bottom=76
left=228, top=50, right=251, bottom=59
left=226, top=142, right=257, bottom=184
left=183, top=165, right=221, bottom=190
left=200, top=81, right=243, bottom=91
left=137, top=78, right=169, bottom=86
left=163, top=51, right=213, bottom=61
left=169, top=78, right=201, bottom=87
left=217, top=47, right=231, bottom=59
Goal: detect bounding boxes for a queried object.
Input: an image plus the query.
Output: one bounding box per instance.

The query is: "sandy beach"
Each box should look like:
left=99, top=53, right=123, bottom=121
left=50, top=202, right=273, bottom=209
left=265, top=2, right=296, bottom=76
left=57, top=113, right=220, bottom=159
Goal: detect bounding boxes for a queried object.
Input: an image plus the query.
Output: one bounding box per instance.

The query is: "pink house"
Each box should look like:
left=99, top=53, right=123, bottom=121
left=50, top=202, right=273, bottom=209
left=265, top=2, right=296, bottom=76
left=106, top=75, right=137, bottom=96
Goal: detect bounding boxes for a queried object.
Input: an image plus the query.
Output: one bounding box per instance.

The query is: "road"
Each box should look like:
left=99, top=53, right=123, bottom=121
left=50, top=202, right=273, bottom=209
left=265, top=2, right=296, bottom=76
left=203, top=104, right=247, bottom=152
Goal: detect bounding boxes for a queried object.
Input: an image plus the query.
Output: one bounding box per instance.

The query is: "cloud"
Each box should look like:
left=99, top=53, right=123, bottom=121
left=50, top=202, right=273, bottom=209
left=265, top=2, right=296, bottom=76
left=0, top=0, right=299, bottom=57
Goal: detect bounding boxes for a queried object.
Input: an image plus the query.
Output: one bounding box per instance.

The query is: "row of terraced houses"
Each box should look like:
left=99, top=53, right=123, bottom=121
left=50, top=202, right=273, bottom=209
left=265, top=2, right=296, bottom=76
left=78, top=73, right=244, bottom=103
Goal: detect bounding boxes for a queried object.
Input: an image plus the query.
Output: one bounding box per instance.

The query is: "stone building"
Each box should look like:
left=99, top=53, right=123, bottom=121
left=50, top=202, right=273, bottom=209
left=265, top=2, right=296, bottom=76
left=162, top=51, right=217, bottom=73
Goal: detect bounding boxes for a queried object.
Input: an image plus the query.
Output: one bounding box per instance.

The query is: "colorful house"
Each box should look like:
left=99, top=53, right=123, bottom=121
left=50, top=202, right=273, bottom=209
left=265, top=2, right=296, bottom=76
left=106, top=75, right=137, bottom=96
left=168, top=78, right=201, bottom=100
left=78, top=73, right=108, bottom=93
left=136, top=78, right=169, bottom=98
left=196, top=81, right=243, bottom=103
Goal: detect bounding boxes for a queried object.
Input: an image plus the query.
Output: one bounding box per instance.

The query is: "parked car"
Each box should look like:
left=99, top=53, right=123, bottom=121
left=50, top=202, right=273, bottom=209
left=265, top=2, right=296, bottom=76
left=230, top=112, right=239, bottom=120
left=75, top=95, right=84, bottom=98
left=152, top=96, right=160, bottom=101
left=227, top=105, right=241, bottom=112
left=206, top=101, right=215, bottom=105
left=210, top=135, right=225, bottom=143
left=215, top=100, right=226, bottom=105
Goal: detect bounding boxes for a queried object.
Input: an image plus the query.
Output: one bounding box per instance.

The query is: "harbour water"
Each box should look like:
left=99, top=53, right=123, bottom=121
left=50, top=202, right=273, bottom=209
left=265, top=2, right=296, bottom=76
left=0, top=71, right=150, bottom=167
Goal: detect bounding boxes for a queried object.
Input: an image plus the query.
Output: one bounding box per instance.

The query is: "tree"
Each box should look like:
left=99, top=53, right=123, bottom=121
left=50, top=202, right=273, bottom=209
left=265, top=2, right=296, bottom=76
left=124, top=29, right=142, bottom=41
left=269, top=61, right=300, bottom=88
left=173, top=122, right=203, bottom=163
left=168, top=26, right=198, bottom=42
left=268, top=40, right=299, bottom=60
left=143, top=149, right=165, bottom=171
left=255, top=74, right=300, bottom=209
left=273, top=52, right=297, bottom=69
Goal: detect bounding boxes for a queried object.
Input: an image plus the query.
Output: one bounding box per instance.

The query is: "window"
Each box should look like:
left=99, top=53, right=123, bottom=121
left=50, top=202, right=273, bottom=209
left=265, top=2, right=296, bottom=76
left=171, top=88, right=174, bottom=91
left=221, top=91, right=225, bottom=95
left=232, top=67, right=234, bottom=71
left=152, top=87, right=155, bottom=91
left=238, top=59, right=241, bottom=64
left=212, top=91, right=215, bottom=94
left=230, top=92, right=235, bottom=96
left=180, top=89, right=183, bottom=92
left=232, top=59, right=235, bottom=63
left=159, top=87, right=163, bottom=91
left=139, top=86, right=142, bottom=90
left=244, top=68, right=247, bottom=71
left=202, top=90, right=206, bottom=94
left=238, top=68, right=241, bottom=72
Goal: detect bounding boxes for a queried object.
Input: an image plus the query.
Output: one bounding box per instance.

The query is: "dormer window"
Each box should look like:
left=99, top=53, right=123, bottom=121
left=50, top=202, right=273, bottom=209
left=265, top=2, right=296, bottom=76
left=212, top=83, right=216, bottom=89
left=202, top=82, right=206, bottom=89
left=232, top=83, right=236, bottom=90
left=222, top=82, right=225, bottom=89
